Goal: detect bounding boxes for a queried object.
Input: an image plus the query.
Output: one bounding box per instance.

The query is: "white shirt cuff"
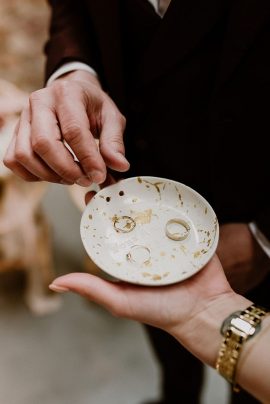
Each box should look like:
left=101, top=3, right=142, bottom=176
left=46, top=62, right=98, bottom=86
left=249, top=222, right=270, bottom=259
left=148, top=0, right=159, bottom=13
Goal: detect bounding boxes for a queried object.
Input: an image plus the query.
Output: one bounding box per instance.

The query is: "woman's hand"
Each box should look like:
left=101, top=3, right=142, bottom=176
left=49, top=255, right=250, bottom=366
left=49, top=254, right=227, bottom=327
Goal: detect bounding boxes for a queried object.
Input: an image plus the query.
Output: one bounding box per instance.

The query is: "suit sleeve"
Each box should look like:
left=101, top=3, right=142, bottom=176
left=44, top=0, right=100, bottom=82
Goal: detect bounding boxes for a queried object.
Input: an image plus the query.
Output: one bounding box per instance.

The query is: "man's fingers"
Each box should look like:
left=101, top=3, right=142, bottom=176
left=55, top=81, right=107, bottom=184
left=85, top=173, right=117, bottom=204
left=29, top=90, right=90, bottom=185
left=6, top=80, right=129, bottom=185
left=85, top=190, right=96, bottom=205
left=99, top=102, right=130, bottom=172
left=4, top=131, right=40, bottom=181
left=13, top=108, right=69, bottom=183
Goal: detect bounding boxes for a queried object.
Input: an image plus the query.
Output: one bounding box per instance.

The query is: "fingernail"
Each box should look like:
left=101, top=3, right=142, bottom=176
left=49, top=284, right=69, bottom=293
left=76, top=176, right=92, bottom=187
left=117, top=153, right=130, bottom=167
left=88, top=170, right=105, bottom=184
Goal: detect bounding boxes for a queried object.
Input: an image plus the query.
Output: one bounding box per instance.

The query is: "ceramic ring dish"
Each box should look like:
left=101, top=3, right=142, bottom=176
left=80, top=176, right=219, bottom=286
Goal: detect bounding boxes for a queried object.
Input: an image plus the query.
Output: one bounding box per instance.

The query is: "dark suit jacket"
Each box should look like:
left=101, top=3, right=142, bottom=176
left=45, top=0, right=270, bottom=238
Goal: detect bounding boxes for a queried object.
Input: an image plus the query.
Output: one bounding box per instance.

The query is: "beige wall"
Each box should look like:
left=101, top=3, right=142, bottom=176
left=0, top=0, right=85, bottom=267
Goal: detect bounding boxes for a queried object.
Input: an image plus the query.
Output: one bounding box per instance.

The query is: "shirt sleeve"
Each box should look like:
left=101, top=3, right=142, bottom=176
left=249, top=222, right=270, bottom=259
left=46, top=61, right=98, bottom=86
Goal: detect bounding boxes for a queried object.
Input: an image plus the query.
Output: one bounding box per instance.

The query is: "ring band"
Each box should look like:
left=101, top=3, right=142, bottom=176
left=113, top=215, right=136, bottom=233
left=166, top=218, right=190, bottom=241
left=126, top=245, right=151, bottom=265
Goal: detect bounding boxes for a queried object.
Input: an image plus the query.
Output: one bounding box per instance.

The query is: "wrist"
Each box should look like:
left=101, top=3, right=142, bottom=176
left=50, top=69, right=102, bottom=90
left=169, top=292, right=252, bottom=367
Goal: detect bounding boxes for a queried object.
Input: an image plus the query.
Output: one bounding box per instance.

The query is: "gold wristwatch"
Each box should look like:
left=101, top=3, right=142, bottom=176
left=216, top=304, right=269, bottom=392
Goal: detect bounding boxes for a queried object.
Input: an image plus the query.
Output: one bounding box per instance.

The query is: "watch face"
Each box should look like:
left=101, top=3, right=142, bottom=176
left=221, top=312, right=242, bottom=337
left=221, top=311, right=260, bottom=338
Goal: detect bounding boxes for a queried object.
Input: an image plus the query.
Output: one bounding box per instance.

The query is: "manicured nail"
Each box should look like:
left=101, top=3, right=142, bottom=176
left=76, top=176, right=92, bottom=187
left=49, top=284, right=69, bottom=293
left=88, top=170, right=105, bottom=184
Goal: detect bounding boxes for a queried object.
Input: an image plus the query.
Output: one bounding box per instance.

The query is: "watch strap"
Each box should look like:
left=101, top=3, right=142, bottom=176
left=216, top=304, right=269, bottom=392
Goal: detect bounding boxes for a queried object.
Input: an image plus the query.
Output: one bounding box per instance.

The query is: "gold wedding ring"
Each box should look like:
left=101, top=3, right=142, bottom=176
left=113, top=216, right=136, bottom=233
left=126, top=245, right=151, bottom=265
left=165, top=218, right=190, bottom=241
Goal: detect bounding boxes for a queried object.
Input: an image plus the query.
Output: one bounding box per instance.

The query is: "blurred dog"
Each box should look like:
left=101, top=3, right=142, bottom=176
left=0, top=79, right=61, bottom=315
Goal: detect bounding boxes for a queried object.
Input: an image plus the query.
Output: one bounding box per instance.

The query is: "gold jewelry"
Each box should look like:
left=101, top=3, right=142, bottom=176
left=126, top=245, right=151, bottom=266
left=113, top=215, right=136, bottom=233
left=165, top=218, right=190, bottom=241
left=216, top=304, right=269, bottom=392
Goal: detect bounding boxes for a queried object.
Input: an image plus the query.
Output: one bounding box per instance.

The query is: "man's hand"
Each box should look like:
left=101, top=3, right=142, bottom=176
left=217, top=223, right=270, bottom=294
left=3, top=70, right=129, bottom=186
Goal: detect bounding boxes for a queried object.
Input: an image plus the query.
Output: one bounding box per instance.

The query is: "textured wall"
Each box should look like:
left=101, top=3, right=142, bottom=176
left=0, top=0, right=49, bottom=91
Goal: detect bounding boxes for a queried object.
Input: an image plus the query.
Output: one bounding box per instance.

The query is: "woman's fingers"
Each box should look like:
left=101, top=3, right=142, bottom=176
left=49, top=273, right=130, bottom=318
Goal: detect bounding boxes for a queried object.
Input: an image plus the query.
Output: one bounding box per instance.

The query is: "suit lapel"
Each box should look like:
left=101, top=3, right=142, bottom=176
left=140, top=0, right=228, bottom=84
left=214, top=0, right=270, bottom=92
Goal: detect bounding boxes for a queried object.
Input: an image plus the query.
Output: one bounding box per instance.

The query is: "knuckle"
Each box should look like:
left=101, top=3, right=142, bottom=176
left=61, top=121, right=82, bottom=143
left=14, top=149, right=30, bottom=165
left=118, top=113, right=126, bottom=129
left=79, top=153, right=99, bottom=168
left=3, top=156, right=15, bottom=169
left=54, top=80, right=78, bottom=98
left=32, top=135, right=51, bottom=155
left=29, top=89, right=47, bottom=104
left=111, top=137, right=124, bottom=146
left=106, top=136, right=125, bottom=154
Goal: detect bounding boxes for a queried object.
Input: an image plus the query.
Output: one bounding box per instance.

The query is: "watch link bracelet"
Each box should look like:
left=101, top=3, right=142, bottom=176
left=216, top=304, right=269, bottom=392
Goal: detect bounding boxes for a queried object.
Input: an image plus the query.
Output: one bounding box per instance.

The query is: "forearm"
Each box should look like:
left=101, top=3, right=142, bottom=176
left=237, top=315, right=270, bottom=402
left=169, top=293, right=270, bottom=402
left=45, top=0, right=99, bottom=81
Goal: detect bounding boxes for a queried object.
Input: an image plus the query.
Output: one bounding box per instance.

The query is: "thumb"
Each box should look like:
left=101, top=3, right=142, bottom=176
left=99, top=104, right=130, bottom=172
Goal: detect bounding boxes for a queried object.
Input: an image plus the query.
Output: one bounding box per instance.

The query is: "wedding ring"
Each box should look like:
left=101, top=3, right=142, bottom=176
left=165, top=218, right=190, bottom=241
left=126, top=245, right=151, bottom=265
left=113, top=216, right=136, bottom=233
